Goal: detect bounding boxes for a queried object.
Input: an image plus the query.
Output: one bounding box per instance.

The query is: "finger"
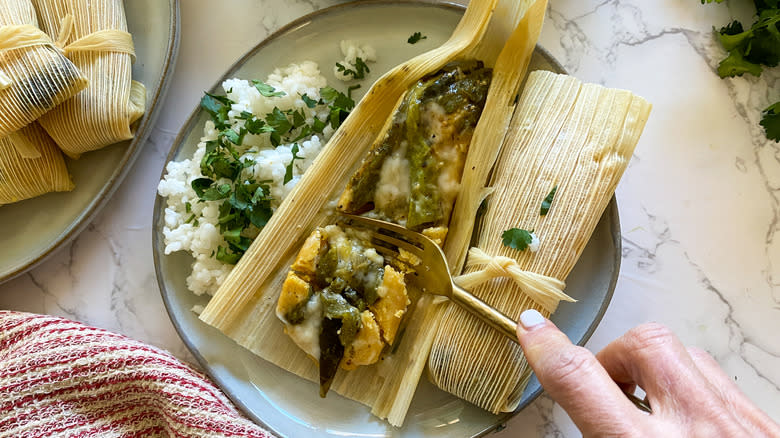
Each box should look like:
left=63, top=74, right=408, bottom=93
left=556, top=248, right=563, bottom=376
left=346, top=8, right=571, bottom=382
left=516, top=309, right=644, bottom=436
left=595, top=323, right=725, bottom=414
left=688, top=348, right=780, bottom=437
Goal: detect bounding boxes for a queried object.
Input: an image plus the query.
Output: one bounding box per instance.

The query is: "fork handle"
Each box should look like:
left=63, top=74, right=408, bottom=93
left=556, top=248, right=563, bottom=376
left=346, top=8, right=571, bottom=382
left=450, top=283, right=520, bottom=343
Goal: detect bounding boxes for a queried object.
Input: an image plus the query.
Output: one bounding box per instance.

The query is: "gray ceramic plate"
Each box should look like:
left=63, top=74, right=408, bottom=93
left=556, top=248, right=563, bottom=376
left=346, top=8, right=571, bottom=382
left=154, top=1, right=619, bottom=437
left=0, top=0, right=180, bottom=283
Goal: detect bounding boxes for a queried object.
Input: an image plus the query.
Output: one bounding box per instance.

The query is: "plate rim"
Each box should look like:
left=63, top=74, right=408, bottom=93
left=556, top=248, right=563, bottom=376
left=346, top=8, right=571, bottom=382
left=0, top=0, right=182, bottom=284
left=153, top=1, right=620, bottom=436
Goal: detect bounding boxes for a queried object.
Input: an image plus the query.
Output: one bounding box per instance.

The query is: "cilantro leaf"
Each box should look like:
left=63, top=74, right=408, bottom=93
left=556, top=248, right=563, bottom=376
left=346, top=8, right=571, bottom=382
left=540, top=185, right=557, bottom=216
left=301, top=93, right=318, bottom=108
left=501, top=228, right=535, bottom=251
left=216, top=246, right=241, bottom=264
left=717, top=47, right=763, bottom=77
left=252, top=80, right=286, bottom=97
left=760, top=101, right=780, bottom=142
left=284, top=143, right=301, bottom=184
left=245, top=116, right=272, bottom=135
left=265, top=107, right=293, bottom=146
left=191, top=178, right=214, bottom=198
left=201, top=183, right=232, bottom=201
left=407, top=32, right=427, bottom=44
left=320, top=86, right=355, bottom=129
left=335, top=57, right=371, bottom=80
left=200, top=93, right=233, bottom=129
left=220, top=127, right=246, bottom=146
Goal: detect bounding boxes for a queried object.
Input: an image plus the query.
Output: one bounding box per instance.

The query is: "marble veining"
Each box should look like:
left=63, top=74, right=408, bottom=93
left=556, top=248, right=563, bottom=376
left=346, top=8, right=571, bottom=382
left=1, top=1, right=778, bottom=436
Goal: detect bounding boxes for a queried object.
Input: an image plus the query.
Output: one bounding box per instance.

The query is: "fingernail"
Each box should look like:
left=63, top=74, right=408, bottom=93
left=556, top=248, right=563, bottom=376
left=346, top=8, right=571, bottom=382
left=519, top=309, right=546, bottom=329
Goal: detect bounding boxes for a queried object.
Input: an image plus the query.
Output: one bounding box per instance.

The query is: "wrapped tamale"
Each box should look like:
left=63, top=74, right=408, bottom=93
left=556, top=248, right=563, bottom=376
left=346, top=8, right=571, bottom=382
left=197, top=0, right=549, bottom=427
left=0, top=0, right=87, bottom=138
left=0, top=122, right=73, bottom=205
left=33, top=0, right=145, bottom=156
left=427, top=70, right=651, bottom=413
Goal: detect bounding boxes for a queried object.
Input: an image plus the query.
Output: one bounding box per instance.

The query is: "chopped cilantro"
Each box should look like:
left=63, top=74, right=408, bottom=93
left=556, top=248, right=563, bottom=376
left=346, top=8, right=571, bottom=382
left=407, top=32, right=427, bottom=44
left=216, top=246, right=241, bottom=264
left=301, top=93, right=318, bottom=108
left=200, top=93, right=233, bottom=130
left=192, top=81, right=357, bottom=264
left=252, top=80, right=286, bottom=97
left=501, top=228, right=535, bottom=251
left=284, top=143, right=301, bottom=184
left=347, top=84, right=361, bottom=99
left=320, top=86, right=355, bottom=129
left=191, top=178, right=214, bottom=198
left=540, top=185, right=557, bottom=216
left=335, top=57, right=371, bottom=80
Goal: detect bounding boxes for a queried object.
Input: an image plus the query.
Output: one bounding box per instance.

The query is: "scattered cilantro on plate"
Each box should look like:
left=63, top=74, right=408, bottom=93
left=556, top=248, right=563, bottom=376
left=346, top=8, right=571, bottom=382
left=501, top=228, right=535, bottom=251
left=407, top=32, right=427, bottom=44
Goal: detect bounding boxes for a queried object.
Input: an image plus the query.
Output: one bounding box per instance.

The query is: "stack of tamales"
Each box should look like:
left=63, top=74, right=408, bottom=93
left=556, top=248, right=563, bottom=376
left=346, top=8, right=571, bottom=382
left=0, top=0, right=83, bottom=204
left=0, top=0, right=144, bottom=204
left=195, top=0, right=651, bottom=427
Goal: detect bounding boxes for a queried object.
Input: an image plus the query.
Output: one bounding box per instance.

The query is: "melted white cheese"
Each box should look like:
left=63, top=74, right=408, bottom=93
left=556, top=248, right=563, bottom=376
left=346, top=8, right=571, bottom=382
left=286, top=296, right=323, bottom=360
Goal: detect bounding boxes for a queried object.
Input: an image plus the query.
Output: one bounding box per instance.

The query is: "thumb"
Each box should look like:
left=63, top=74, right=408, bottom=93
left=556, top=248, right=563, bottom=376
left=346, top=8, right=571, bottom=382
left=516, top=309, right=643, bottom=436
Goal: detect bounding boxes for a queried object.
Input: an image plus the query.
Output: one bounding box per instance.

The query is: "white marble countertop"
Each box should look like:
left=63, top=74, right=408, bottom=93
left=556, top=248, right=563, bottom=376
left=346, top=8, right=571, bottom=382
left=1, top=0, right=778, bottom=436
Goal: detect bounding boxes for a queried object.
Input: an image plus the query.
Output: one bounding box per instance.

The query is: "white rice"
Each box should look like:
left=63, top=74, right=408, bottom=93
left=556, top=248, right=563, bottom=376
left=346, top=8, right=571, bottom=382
left=157, top=61, right=336, bottom=296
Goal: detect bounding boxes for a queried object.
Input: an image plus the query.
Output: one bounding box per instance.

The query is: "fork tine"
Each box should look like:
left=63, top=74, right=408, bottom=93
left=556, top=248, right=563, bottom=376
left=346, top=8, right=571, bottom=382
left=369, top=232, right=422, bottom=257
left=370, top=243, right=398, bottom=259
left=341, top=214, right=429, bottom=247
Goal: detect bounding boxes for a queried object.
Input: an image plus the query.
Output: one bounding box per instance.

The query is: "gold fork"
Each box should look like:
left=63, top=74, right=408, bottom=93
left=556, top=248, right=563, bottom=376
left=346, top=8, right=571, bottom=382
left=340, top=213, right=520, bottom=341
left=340, top=213, right=653, bottom=414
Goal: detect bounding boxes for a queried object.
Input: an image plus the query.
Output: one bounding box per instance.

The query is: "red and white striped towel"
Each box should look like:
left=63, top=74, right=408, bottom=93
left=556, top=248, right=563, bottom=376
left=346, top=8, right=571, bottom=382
left=0, top=311, right=273, bottom=437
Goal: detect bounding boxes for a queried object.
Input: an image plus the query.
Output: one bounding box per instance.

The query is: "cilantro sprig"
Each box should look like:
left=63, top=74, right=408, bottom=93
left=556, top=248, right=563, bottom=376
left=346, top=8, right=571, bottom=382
left=191, top=83, right=356, bottom=264
left=704, top=0, right=780, bottom=141
left=335, top=57, right=371, bottom=80
left=407, top=32, right=427, bottom=44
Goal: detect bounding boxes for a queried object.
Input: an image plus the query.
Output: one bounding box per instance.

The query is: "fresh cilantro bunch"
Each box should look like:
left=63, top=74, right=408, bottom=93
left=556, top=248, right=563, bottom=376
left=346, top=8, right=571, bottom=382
left=191, top=81, right=355, bottom=264
left=705, top=0, right=780, bottom=141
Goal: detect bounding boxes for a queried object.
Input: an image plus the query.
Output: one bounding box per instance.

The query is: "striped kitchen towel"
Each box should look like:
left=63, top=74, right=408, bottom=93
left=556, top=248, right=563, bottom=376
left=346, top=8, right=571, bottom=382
left=0, top=311, right=273, bottom=437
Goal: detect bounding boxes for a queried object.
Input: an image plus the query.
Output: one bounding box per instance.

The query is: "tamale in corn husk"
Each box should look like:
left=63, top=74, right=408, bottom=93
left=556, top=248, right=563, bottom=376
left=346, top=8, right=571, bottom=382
left=32, top=0, right=145, bottom=156
left=427, top=70, right=652, bottom=413
left=198, top=0, right=547, bottom=426
left=0, top=122, right=73, bottom=204
left=0, top=0, right=87, bottom=138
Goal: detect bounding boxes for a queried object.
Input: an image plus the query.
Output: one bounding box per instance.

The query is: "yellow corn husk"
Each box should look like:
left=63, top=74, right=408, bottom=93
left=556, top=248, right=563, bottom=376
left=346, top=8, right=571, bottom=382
left=427, top=70, right=651, bottom=413
left=0, top=0, right=87, bottom=138
left=198, top=0, right=546, bottom=427
left=0, top=122, right=73, bottom=205
left=32, top=0, right=145, bottom=157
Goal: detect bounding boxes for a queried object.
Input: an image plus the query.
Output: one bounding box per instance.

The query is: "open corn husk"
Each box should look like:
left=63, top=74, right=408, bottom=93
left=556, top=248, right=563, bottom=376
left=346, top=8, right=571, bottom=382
left=427, top=70, right=651, bottom=413
left=199, top=0, right=546, bottom=426
left=0, top=122, right=73, bottom=205
left=0, top=0, right=87, bottom=138
left=32, top=0, right=145, bottom=157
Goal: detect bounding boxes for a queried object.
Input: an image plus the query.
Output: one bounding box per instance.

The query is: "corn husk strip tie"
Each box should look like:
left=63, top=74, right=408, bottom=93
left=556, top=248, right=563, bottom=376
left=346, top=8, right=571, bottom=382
left=0, top=16, right=134, bottom=90
left=56, top=14, right=136, bottom=60
left=455, top=247, right=572, bottom=314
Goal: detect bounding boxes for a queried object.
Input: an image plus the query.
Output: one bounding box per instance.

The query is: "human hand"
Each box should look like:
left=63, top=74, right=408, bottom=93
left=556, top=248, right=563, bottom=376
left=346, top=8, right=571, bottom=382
left=515, top=309, right=780, bottom=437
